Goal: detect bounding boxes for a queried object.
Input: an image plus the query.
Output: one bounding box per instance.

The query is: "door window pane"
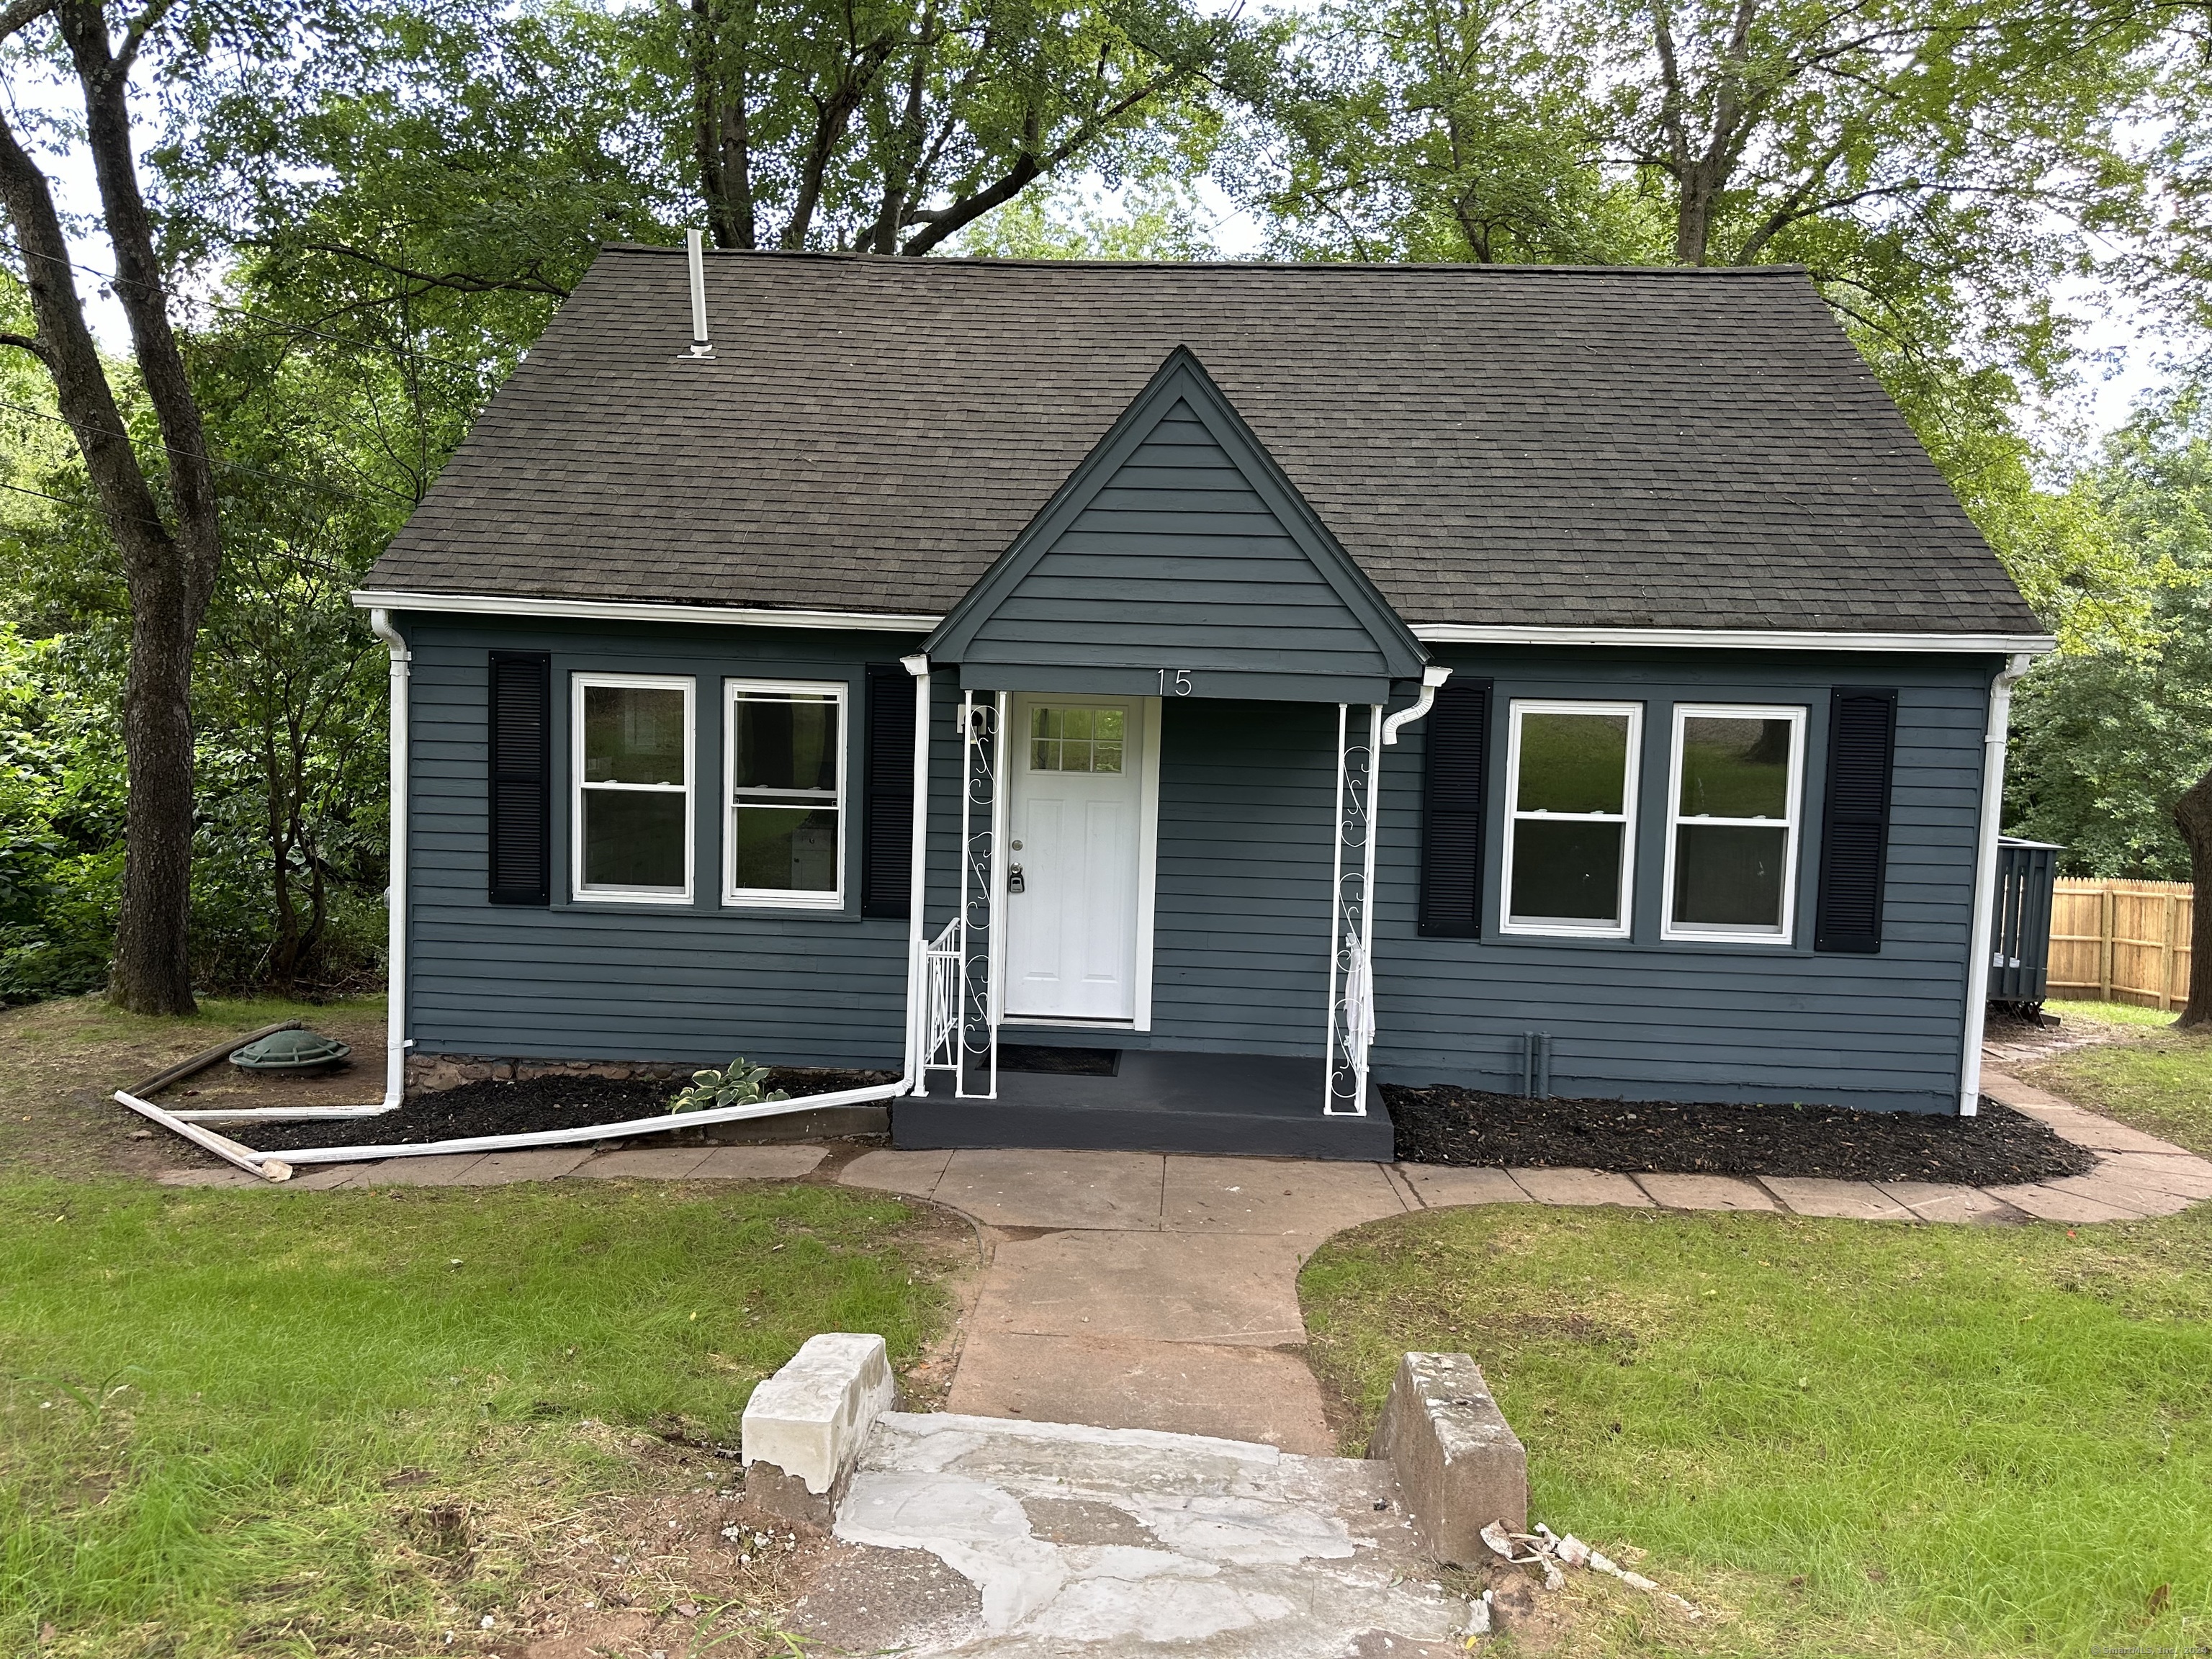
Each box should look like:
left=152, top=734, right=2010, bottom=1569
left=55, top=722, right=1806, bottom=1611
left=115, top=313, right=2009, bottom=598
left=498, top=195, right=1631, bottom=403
left=1515, top=712, right=1629, bottom=814
left=1674, top=824, right=1788, bottom=927
left=1678, top=717, right=1791, bottom=818
left=1030, top=706, right=1125, bottom=773
left=1510, top=821, right=1626, bottom=922
left=583, top=685, right=687, bottom=785
left=583, top=791, right=688, bottom=889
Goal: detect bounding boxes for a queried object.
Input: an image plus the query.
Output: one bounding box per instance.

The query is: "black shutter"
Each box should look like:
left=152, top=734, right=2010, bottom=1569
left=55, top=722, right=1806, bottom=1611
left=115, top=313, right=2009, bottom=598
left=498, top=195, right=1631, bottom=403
left=487, top=652, right=552, bottom=904
left=1814, top=687, right=1898, bottom=953
left=860, top=664, right=917, bottom=919
left=1418, top=678, right=1492, bottom=938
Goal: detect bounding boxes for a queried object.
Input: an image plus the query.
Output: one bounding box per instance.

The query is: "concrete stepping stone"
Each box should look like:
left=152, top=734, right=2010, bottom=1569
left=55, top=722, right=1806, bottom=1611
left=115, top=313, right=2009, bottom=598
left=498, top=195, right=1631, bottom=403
left=945, top=1332, right=1335, bottom=1456
left=1162, top=1155, right=1406, bottom=1236
left=364, top=1154, right=489, bottom=1186
left=1981, top=1181, right=2147, bottom=1223
left=1394, top=1164, right=1533, bottom=1209
left=932, top=1149, right=1164, bottom=1231
left=454, top=1148, right=592, bottom=1184
left=1636, top=1172, right=1776, bottom=1212
left=567, top=1146, right=712, bottom=1179
left=1509, top=1166, right=1653, bottom=1207
left=692, top=1144, right=825, bottom=1180
left=974, top=1230, right=1310, bottom=1347
left=2101, top=1151, right=2212, bottom=1199
left=840, top=1146, right=954, bottom=1198
left=1763, top=1177, right=1918, bottom=1221
left=1876, top=1181, right=2026, bottom=1224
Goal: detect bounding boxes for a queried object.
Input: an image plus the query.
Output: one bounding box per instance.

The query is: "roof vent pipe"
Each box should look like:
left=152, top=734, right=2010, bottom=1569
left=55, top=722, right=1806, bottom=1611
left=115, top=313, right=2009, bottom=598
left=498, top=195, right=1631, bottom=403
left=685, top=228, right=714, bottom=359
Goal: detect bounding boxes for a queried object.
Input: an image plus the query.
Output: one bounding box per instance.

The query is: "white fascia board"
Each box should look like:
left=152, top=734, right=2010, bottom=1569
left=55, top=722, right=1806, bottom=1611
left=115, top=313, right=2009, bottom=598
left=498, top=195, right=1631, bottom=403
left=350, top=588, right=942, bottom=633
left=1411, top=624, right=2056, bottom=655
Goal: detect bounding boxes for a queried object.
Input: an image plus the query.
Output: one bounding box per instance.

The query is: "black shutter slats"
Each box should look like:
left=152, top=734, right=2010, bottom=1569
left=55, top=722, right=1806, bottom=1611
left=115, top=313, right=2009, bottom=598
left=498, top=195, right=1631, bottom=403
left=860, top=665, right=917, bottom=919
left=1814, top=687, right=1898, bottom=953
left=487, top=652, right=552, bottom=905
left=1418, top=678, right=1492, bottom=938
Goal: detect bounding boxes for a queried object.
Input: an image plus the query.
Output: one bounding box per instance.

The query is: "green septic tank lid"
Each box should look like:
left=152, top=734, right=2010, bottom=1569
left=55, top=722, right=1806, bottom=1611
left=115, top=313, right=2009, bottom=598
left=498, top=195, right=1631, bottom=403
left=230, top=1029, right=352, bottom=1071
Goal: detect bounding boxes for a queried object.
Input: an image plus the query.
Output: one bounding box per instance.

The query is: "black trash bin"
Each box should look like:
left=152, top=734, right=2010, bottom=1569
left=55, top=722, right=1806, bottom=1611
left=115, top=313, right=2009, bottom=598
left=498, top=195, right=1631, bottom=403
left=1989, top=837, right=2063, bottom=1015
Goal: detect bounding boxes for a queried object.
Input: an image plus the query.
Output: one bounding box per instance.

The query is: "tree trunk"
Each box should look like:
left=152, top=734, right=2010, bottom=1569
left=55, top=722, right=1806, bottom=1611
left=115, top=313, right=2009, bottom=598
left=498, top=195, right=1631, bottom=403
left=109, top=575, right=205, bottom=1011
left=2175, top=764, right=2212, bottom=1028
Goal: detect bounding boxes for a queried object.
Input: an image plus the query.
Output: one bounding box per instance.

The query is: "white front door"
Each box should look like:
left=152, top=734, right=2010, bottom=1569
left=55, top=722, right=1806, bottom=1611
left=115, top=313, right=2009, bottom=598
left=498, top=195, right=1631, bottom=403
left=1004, top=696, right=1150, bottom=1022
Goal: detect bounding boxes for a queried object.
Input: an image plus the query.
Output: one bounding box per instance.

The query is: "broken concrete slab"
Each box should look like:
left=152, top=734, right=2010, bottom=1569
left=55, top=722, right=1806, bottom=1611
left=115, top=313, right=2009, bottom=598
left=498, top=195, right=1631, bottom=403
left=1763, top=1177, right=1918, bottom=1222
left=1876, top=1181, right=2026, bottom=1225
left=973, top=1230, right=1311, bottom=1347
left=742, top=1332, right=898, bottom=1523
left=1980, top=1181, right=2146, bottom=1223
left=1508, top=1167, right=1653, bottom=1208
left=1161, top=1155, right=1406, bottom=1236
left=691, top=1144, right=827, bottom=1181
left=810, top=1411, right=1479, bottom=1654
left=1369, top=1352, right=1528, bottom=1558
left=1394, top=1164, right=1533, bottom=1210
left=932, top=1149, right=1164, bottom=1231
left=454, top=1148, right=592, bottom=1184
left=1635, top=1172, right=1777, bottom=1213
left=840, top=1146, right=956, bottom=1199
left=567, top=1146, right=713, bottom=1180
left=2023, top=1170, right=2190, bottom=1218
left=946, top=1331, right=1336, bottom=1455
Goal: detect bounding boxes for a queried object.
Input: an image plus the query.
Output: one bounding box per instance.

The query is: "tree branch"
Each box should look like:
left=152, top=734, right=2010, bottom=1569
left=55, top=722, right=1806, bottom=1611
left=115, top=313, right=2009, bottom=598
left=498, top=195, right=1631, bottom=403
left=0, top=328, right=48, bottom=362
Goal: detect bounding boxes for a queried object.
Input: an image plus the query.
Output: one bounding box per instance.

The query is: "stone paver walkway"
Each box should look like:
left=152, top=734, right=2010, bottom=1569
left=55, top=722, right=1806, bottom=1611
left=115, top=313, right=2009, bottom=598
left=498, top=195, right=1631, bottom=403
left=156, top=1066, right=2211, bottom=1447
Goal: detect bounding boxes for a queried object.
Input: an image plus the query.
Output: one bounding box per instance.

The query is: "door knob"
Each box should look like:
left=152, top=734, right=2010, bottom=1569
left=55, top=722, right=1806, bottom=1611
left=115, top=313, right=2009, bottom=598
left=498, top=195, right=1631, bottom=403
left=1007, top=863, right=1026, bottom=894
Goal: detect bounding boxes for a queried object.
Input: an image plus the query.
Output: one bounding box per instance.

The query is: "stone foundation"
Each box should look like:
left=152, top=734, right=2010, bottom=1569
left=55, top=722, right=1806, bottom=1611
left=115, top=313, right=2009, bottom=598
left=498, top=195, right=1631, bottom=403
left=405, top=1052, right=695, bottom=1094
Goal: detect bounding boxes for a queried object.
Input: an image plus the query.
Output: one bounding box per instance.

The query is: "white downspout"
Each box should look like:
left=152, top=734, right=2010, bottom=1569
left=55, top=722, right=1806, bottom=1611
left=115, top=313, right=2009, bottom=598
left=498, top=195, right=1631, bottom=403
left=369, top=608, right=411, bottom=1115
left=1382, top=664, right=1452, bottom=745
left=901, top=654, right=931, bottom=1094
left=1957, top=652, right=2033, bottom=1116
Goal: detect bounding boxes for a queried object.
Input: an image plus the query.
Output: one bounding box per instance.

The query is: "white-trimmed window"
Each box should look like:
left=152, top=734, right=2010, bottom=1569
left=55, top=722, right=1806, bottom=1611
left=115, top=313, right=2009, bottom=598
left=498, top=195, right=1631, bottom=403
left=573, top=673, right=694, bottom=902
left=724, top=678, right=846, bottom=907
left=1662, top=704, right=1806, bottom=943
left=1501, top=701, right=1642, bottom=937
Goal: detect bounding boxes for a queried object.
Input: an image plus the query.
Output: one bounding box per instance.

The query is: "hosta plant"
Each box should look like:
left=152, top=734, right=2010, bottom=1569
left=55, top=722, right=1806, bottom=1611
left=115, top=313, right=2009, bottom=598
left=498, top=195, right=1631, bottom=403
left=670, top=1057, right=788, bottom=1113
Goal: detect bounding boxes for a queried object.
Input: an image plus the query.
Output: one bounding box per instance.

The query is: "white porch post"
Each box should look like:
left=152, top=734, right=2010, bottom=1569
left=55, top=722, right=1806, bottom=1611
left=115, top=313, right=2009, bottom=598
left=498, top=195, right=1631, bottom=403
left=1325, top=703, right=1383, bottom=1115
left=900, top=654, right=932, bottom=1094
left=956, top=691, right=1004, bottom=1099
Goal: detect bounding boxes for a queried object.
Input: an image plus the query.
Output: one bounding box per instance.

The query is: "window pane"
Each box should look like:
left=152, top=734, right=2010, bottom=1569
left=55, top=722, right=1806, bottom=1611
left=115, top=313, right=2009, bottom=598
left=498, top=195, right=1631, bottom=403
left=583, top=789, right=686, bottom=889
left=1509, top=820, right=1624, bottom=923
left=732, top=804, right=838, bottom=892
left=1678, top=717, right=1792, bottom=818
left=584, top=685, right=686, bottom=785
left=1516, top=713, right=1629, bottom=814
left=1674, top=824, right=1788, bottom=929
left=732, top=694, right=838, bottom=793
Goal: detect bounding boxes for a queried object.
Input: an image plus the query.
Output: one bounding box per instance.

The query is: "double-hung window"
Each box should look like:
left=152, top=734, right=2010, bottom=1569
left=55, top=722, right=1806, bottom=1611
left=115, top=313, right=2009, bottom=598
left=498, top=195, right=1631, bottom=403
left=726, top=679, right=845, bottom=907
left=1501, top=701, right=1641, bottom=936
left=574, top=673, right=693, bottom=902
left=1663, top=704, right=1805, bottom=942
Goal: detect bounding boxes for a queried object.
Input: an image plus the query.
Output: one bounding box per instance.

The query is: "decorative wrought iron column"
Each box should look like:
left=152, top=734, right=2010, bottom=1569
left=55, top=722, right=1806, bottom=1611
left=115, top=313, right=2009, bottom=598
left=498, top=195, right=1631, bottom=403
left=956, top=691, right=1004, bottom=1098
left=1326, top=703, right=1383, bottom=1115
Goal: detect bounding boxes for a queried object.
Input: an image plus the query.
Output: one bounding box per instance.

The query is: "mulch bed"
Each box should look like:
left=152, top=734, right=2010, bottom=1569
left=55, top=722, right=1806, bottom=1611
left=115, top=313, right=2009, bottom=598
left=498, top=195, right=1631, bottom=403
left=1385, top=1084, right=2099, bottom=1186
left=240, top=1069, right=894, bottom=1154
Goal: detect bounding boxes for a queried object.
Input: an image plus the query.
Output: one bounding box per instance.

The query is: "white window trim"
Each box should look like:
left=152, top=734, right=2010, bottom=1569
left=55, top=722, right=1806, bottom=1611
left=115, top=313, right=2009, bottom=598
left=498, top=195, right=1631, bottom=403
left=1499, top=698, right=1643, bottom=940
left=722, top=676, right=848, bottom=910
left=572, top=672, right=696, bottom=904
left=1660, top=702, right=1807, bottom=945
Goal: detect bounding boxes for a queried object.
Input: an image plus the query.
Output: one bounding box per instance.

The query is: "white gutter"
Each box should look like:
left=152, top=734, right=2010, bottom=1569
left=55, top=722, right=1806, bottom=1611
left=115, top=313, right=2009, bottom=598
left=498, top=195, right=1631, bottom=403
left=901, top=653, right=932, bottom=1094
left=1382, top=665, right=1452, bottom=745
left=1956, top=652, right=2034, bottom=1117
left=350, top=590, right=939, bottom=634
left=1411, top=624, right=2056, bottom=655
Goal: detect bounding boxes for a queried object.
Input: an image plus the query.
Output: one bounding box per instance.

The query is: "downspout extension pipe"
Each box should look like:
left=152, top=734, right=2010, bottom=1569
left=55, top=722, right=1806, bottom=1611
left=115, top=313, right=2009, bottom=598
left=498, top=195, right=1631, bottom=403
left=1382, top=665, right=1453, bottom=745
left=1958, top=652, right=2035, bottom=1116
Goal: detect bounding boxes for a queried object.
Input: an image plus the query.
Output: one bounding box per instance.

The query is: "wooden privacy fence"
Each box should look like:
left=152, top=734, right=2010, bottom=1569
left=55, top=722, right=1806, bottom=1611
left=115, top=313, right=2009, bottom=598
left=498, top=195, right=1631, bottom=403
left=2049, top=879, right=2195, bottom=1010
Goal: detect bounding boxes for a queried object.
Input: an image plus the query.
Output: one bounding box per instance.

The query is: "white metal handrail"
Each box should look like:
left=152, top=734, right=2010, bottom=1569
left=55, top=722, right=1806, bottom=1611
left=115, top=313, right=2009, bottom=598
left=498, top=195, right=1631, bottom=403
left=923, top=917, right=961, bottom=1077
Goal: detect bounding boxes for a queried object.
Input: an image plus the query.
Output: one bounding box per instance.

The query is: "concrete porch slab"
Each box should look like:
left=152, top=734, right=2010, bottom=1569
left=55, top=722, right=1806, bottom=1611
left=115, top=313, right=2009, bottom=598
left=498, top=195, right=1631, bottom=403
left=1763, top=1177, right=1919, bottom=1221
left=944, top=1331, right=1336, bottom=1455
left=1395, top=1164, right=1534, bottom=1209
left=933, top=1148, right=1164, bottom=1231
left=1637, top=1172, right=1778, bottom=1212
left=974, top=1230, right=1312, bottom=1347
left=691, top=1144, right=826, bottom=1181
left=1161, top=1154, right=1406, bottom=1236
left=1509, top=1166, right=1653, bottom=1207
left=1877, top=1181, right=2027, bottom=1224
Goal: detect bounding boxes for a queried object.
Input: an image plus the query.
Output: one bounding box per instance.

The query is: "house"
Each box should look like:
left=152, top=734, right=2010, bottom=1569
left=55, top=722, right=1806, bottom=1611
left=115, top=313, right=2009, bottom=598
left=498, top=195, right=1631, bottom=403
left=351, top=245, right=2053, bottom=1160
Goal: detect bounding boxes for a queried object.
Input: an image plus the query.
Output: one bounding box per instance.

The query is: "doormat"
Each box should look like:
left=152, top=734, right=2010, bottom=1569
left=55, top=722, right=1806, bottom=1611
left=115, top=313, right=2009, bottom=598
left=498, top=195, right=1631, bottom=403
left=997, top=1046, right=1120, bottom=1077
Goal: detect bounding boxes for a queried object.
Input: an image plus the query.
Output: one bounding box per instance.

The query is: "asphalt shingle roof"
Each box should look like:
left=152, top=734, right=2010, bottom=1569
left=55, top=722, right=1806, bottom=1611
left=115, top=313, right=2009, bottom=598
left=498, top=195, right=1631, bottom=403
left=363, top=247, right=2041, bottom=636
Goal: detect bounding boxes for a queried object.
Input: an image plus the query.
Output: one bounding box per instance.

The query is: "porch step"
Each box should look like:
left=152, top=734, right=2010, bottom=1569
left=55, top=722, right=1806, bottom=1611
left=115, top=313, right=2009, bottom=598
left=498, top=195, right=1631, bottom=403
left=894, top=1050, right=1394, bottom=1161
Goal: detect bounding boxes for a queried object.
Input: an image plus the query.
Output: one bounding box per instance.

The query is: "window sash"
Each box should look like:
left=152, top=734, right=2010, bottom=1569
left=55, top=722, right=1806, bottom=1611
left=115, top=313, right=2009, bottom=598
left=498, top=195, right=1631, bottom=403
left=572, top=673, right=695, bottom=903
left=1661, top=703, right=1806, bottom=943
left=724, top=678, right=847, bottom=907
left=1500, top=700, right=1642, bottom=938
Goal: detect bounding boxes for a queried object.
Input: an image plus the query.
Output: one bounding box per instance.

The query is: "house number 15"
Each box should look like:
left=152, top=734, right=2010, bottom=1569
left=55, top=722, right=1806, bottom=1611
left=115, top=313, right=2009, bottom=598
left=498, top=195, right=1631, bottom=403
left=1159, top=669, right=1194, bottom=696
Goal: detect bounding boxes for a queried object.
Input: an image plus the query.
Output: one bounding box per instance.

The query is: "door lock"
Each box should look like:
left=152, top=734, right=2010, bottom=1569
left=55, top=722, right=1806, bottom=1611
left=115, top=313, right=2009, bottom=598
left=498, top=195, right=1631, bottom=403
left=1007, top=863, right=1025, bottom=894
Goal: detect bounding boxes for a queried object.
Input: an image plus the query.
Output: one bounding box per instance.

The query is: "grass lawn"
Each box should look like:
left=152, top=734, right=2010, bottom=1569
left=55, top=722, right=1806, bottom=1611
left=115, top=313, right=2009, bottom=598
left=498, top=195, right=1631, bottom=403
left=1302, top=1201, right=2212, bottom=1656
left=0, top=994, right=966, bottom=1658
left=2022, top=999, right=2212, bottom=1159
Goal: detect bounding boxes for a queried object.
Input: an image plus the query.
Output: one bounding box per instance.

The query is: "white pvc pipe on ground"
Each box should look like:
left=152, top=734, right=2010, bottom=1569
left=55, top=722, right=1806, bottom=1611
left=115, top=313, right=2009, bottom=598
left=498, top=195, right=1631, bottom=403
left=114, top=1089, right=295, bottom=1181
